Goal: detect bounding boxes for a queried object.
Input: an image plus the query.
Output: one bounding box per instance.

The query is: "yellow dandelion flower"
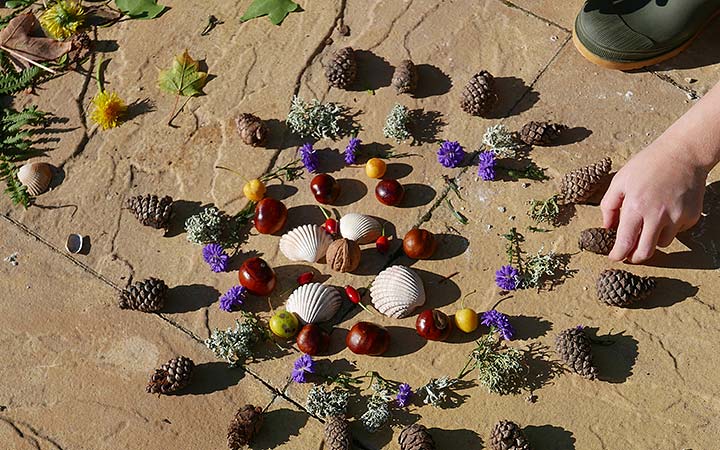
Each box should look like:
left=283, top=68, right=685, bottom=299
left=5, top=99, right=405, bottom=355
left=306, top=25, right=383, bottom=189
left=91, top=91, right=127, bottom=130
left=40, top=1, right=85, bottom=40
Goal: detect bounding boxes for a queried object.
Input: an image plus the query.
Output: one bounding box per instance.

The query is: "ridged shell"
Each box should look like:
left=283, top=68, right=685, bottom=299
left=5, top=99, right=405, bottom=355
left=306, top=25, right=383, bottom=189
left=286, top=283, right=342, bottom=324
left=339, top=213, right=381, bottom=244
left=17, top=162, right=53, bottom=196
left=370, top=265, right=425, bottom=318
left=279, top=225, right=333, bottom=263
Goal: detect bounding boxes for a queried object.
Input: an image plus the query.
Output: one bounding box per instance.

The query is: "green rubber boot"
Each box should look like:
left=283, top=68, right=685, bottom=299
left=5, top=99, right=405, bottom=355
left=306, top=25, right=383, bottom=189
left=574, top=0, right=720, bottom=70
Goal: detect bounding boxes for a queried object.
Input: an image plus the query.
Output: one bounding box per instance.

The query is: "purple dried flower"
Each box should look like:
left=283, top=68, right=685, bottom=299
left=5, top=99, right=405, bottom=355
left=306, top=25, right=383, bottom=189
left=219, top=285, right=247, bottom=312
left=344, top=137, right=361, bottom=165
left=396, top=383, right=413, bottom=407
left=495, top=265, right=520, bottom=291
left=298, top=143, right=319, bottom=173
left=291, top=354, right=316, bottom=383
left=481, top=310, right=515, bottom=340
left=437, top=140, right=466, bottom=168
left=202, top=243, right=229, bottom=273
left=477, top=150, right=496, bottom=181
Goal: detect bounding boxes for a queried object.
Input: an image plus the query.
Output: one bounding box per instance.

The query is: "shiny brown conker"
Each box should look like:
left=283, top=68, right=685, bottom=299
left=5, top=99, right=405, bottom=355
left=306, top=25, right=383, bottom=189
left=296, top=324, right=330, bottom=356
left=238, top=257, right=277, bottom=296
left=403, top=228, right=437, bottom=259
left=375, top=179, right=404, bottom=206
left=253, top=197, right=288, bottom=235
left=346, top=322, right=391, bottom=356
left=415, top=309, right=452, bottom=341
left=310, top=173, right=341, bottom=204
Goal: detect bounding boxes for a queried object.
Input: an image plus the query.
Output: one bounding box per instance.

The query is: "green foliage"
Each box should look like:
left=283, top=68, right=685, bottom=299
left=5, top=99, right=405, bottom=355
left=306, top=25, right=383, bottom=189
left=483, top=124, right=523, bottom=158
left=115, top=0, right=167, bottom=19
left=158, top=50, right=207, bottom=97
left=0, top=105, right=46, bottom=207
left=204, top=312, right=270, bottom=368
left=0, top=64, right=42, bottom=96
left=287, top=95, right=343, bottom=140
left=417, top=376, right=461, bottom=408
left=306, top=385, right=349, bottom=419
left=502, top=227, right=525, bottom=268
left=240, top=0, right=300, bottom=25
left=527, top=194, right=560, bottom=225
left=459, top=332, right=524, bottom=395
left=383, top=104, right=411, bottom=143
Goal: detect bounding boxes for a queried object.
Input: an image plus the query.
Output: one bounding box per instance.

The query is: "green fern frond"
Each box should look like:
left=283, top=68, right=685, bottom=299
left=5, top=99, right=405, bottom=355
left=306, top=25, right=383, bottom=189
left=0, top=65, right=42, bottom=96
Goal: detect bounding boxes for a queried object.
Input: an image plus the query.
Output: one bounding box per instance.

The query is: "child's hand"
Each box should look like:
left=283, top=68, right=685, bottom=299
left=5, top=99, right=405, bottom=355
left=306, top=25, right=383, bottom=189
left=601, top=140, right=707, bottom=263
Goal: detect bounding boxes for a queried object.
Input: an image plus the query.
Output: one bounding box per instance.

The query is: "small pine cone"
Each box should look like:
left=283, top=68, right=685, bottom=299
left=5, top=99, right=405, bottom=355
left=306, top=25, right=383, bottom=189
left=126, top=194, right=173, bottom=229
left=392, top=60, right=418, bottom=94
left=146, top=356, right=194, bottom=395
left=519, top=121, right=567, bottom=146
left=228, top=405, right=264, bottom=449
left=325, top=47, right=357, bottom=89
left=399, top=424, right=435, bottom=450
left=596, top=269, right=656, bottom=307
left=235, top=113, right=268, bottom=147
left=69, top=32, right=92, bottom=64
left=555, top=327, right=598, bottom=380
left=460, top=70, right=498, bottom=117
left=490, top=420, right=531, bottom=450
left=324, top=415, right=351, bottom=450
left=118, top=277, right=168, bottom=312
left=578, top=228, right=617, bottom=255
left=559, top=157, right=612, bottom=204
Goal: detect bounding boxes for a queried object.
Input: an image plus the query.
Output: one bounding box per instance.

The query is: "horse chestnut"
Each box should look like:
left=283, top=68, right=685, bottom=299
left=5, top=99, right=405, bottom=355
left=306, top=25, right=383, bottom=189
left=296, top=324, right=330, bottom=356
left=346, top=322, right=391, bottom=356
left=403, top=228, right=437, bottom=259
left=416, top=309, right=452, bottom=341
left=238, top=257, right=277, bottom=296
left=375, top=179, right=404, bottom=206
left=254, top=197, right=287, bottom=235
left=310, top=174, right=341, bottom=204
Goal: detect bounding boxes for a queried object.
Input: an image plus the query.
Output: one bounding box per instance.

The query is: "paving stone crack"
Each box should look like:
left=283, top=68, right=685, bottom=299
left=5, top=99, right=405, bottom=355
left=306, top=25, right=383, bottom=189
left=494, top=0, right=571, bottom=33
left=0, top=415, right=65, bottom=450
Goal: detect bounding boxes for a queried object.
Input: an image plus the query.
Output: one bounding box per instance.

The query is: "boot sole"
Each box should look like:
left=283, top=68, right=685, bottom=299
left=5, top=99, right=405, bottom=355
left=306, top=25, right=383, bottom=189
left=572, top=10, right=720, bottom=71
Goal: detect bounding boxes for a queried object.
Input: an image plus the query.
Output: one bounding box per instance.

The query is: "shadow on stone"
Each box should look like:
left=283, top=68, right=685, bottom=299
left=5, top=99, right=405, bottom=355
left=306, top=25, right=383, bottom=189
left=164, top=284, right=220, bottom=313
left=286, top=204, right=326, bottom=231
left=351, top=50, right=393, bottom=91
left=180, top=361, right=244, bottom=396
left=264, top=119, right=304, bottom=150
left=384, top=162, right=414, bottom=179
left=523, top=343, right=565, bottom=393
left=628, top=277, right=698, bottom=309
left=399, top=183, right=436, bottom=208
left=409, top=109, right=446, bottom=145
left=428, top=427, right=483, bottom=448
left=512, top=315, right=553, bottom=340
left=489, top=76, right=539, bottom=119
left=126, top=98, right=156, bottom=120
left=587, top=328, right=638, bottom=383
left=524, top=424, right=576, bottom=450
left=250, top=409, right=309, bottom=450
left=431, top=233, right=469, bottom=260
left=336, top=178, right=368, bottom=206
left=360, top=142, right=394, bottom=162
left=675, top=180, right=720, bottom=269
left=317, top=146, right=346, bottom=174
left=414, top=64, right=452, bottom=98
left=265, top=183, right=298, bottom=201
left=552, top=126, right=593, bottom=146
left=383, top=326, right=427, bottom=357
left=165, top=199, right=203, bottom=238
left=415, top=268, right=462, bottom=309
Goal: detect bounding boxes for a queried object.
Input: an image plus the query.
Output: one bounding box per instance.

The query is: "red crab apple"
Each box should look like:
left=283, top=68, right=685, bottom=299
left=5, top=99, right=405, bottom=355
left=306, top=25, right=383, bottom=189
left=346, top=322, right=390, bottom=355
left=416, top=309, right=452, bottom=341
left=238, top=257, right=276, bottom=296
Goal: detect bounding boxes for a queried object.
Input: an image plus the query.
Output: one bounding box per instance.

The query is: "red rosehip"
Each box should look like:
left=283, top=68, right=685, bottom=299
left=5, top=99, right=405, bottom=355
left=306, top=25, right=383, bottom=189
left=323, top=218, right=339, bottom=235
left=345, top=285, right=361, bottom=304
left=297, top=272, right=314, bottom=286
left=375, top=235, right=390, bottom=254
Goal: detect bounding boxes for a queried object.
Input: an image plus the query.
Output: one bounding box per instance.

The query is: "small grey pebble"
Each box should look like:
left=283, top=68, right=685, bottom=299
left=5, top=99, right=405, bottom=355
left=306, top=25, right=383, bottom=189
left=522, top=183, right=530, bottom=188
left=486, top=224, right=493, bottom=231
left=509, top=215, right=516, bottom=221
left=498, top=206, right=506, bottom=213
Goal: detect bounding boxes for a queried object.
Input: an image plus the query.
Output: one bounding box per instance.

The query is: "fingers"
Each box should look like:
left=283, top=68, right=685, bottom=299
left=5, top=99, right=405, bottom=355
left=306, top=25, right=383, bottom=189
left=627, top=219, right=663, bottom=263
left=608, top=211, right=642, bottom=262
left=657, top=226, right=678, bottom=248
left=600, top=187, right=623, bottom=229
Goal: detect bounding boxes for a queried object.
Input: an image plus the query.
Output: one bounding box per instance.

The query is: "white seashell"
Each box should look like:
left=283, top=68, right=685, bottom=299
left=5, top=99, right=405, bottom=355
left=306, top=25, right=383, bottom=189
left=339, top=213, right=381, bottom=244
left=279, top=224, right=333, bottom=263
left=17, top=162, right=53, bottom=196
left=370, top=265, right=426, bottom=318
left=286, top=283, right=342, bottom=324
left=65, top=234, right=84, bottom=254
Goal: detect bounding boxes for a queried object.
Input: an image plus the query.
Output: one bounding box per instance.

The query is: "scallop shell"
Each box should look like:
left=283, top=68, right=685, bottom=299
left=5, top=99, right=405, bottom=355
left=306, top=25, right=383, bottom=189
left=370, top=265, right=426, bottom=318
left=286, top=283, right=342, bottom=324
left=279, top=225, right=333, bottom=263
left=17, top=162, right=53, bottom=196
left=339, top=213, right=381, bottom=244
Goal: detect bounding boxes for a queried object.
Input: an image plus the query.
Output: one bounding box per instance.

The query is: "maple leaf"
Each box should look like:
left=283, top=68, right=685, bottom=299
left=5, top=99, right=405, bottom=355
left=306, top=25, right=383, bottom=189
left=158, top=50, right=207, bottom=97
left=240, top=0, right=300, bottom=26
left=0, top=14, right=71, bottom=72
left=115, top=0, right=167, bottom=20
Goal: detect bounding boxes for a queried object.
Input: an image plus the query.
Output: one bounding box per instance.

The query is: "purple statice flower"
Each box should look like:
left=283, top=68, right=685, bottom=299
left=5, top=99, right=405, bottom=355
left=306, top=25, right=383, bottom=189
left=396, top=383, right=413, bottom=407
left=202, top=243, right=229, bottom=273
left=495, top=265, right=520, bottom=291
left=291, top=354, right=316, bottom=383
left=437, top=140, right=466, bottom=168
left=219, top=285, right=247, bottom=312
left=298, top=142, right=319, bottom=173
left=344, top=137, right=361, bottom=165
left=481, top=310, right=515, bottom=340
left=477, top=150, right=496, bottom=181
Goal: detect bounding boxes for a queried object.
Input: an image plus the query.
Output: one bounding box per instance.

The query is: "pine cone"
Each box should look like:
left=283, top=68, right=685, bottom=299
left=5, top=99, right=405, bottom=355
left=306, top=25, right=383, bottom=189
left=490, top=420, right=531, bottom=450
left=596, top=269, right=656, bottom=307
left=126, top=194, right=173, bottom=229
left=555, top=327, right=598, bottom=380
left=392, top=60, right=418, bottom=95
left=325, top=47, right=357, bottom=89
left=519, top=121, right=567, bottom=146
left=228, top=405, right=264, bottom=449
left=578, top=228, right=616, bottom=255
left=146, top=356, right=194, bottom=395
left=235, top=113, right=268, bottom=147
left=68, top=32, right=92, bottom=64
left=399, top=424, right=435, bottom=450
left=460, top=70, right=497, bottom=117
left=324, top=415, right=351, bottom=450
left=118, top=277, right=167, bottom=312
left=559, top=157, right=612, bottom=204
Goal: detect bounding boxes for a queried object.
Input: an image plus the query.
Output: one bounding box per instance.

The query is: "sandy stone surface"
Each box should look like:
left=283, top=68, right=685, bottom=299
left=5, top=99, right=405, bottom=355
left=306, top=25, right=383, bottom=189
left=2, top=1, right=720, bottom=449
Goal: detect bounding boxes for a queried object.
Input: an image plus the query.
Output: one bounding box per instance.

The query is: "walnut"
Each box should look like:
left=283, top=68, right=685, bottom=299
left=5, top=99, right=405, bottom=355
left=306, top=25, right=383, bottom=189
left=326, top=238, right=361, bottom=273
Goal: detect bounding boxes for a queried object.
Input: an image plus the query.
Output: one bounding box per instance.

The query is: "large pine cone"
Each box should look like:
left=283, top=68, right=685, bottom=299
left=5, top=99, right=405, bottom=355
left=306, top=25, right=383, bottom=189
left=324, top=415, right=351, bottom=450
left=596, top=269, right=656, bottom=307
left=399, top=424, right=435, bottom=450
left=236, top=113, right=268, bottom=147
left=118, top=277, right=167, bottom=312
left=578, top=228, right=616, bottom=255
left=519, top=121, right=567, bottom=146
left=325, top=47, right=357, bottom=89
left=146, top=356, right=194, bottom=395
left=559, top=157, right=612, bottom=204
left=490, top=420, right=531, bottom=450
left=555, top=327, right=598, bottom=380
left=228, top=405, right=264, bottom=449
left=392, top=60, right=418, bottom=95
left=126, top=194, right=173, bottom=229
left=460, top=70, right=497, bottom=117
